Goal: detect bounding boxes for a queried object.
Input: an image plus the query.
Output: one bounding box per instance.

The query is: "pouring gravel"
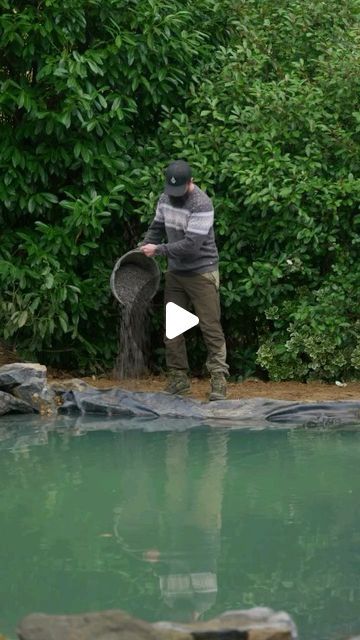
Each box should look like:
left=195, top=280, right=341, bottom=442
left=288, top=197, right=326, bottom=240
left=113, top=264, right=155, bottom=378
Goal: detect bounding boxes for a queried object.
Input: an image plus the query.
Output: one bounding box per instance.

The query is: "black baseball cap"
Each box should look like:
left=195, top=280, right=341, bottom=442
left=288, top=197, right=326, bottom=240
left=164, top=160, right=192, bottom=196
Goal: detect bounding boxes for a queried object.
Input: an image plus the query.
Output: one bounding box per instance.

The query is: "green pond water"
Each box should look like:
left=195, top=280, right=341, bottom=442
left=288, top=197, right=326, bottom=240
left=0, top=418, right=359, bottom=639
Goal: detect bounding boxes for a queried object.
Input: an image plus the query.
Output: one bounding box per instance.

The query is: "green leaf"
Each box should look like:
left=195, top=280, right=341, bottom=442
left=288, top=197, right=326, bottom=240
left=18, top=311, right=28, bottom=328
left=28, top=197, right=36, bottom=213
left=44, top=274, right=54, bottom=289
left=59, top=316, right=68, bottom=332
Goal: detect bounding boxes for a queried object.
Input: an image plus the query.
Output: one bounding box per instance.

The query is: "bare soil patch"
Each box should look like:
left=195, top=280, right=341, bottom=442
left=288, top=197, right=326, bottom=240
left=79, top=375, right=360, bottom=403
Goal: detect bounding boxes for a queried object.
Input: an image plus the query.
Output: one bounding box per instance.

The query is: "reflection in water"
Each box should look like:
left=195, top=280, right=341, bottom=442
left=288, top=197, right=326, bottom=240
left=0, top=424, right=360, bottom=639
left=114, top=430, right=228, bottom=622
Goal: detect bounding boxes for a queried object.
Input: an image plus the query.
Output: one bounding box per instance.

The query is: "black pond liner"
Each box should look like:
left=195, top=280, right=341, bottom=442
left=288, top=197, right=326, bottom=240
left=57, top=385, right=360, bottom=430
left=1, top=393, right=360, bottom=454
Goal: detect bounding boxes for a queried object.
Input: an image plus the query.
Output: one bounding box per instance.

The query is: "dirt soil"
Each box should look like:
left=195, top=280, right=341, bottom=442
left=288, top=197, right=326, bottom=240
left=78, top=375, right=360, bottom=403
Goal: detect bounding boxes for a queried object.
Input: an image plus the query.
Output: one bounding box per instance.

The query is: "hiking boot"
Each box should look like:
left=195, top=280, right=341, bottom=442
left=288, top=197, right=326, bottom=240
left=209, top=372, right=227, bottom=401
left=164, top=370, right=191, bottom=395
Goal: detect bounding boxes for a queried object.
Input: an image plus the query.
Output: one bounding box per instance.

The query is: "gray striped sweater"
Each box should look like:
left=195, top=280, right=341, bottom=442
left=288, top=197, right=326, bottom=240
left=142, top=185, right=219, bottom=274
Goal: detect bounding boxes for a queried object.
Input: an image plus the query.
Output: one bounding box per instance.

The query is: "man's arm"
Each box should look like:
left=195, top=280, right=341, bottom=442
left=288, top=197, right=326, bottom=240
left=155, top=207, right=214, bottom=258
left=139, top=204, right=165, bottom=246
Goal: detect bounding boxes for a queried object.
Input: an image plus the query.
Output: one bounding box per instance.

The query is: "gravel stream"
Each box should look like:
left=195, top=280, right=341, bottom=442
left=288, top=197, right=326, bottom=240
left=113, top=264, right=155, bottom=378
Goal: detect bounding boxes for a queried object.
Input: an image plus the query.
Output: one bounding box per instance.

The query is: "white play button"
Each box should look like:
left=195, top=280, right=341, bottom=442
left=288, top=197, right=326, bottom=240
left=166, top=302, right=199, bottom=339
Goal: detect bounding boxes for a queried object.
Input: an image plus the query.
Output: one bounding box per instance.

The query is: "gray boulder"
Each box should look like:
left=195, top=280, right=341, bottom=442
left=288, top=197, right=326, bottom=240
left=0, top=390, right=34, bottom=416
left=0, top=363, right=46, bottom=391
left=17, top=608, right=297, bottom=640
left=12, top=380, right=56, bottom=414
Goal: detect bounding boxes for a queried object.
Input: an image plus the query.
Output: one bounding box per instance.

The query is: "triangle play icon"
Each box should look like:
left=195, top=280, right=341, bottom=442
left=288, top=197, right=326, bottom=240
left=166, top=302, right=199, bottom=340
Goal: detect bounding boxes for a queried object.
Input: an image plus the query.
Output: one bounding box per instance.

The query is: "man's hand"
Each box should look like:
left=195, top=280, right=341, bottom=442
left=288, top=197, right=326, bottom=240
left=140, top=243, right=157, bottom=257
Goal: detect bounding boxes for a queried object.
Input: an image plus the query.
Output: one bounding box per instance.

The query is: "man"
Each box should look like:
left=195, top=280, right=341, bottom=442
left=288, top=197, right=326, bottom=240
left=140, top=159, right=228, bottom=401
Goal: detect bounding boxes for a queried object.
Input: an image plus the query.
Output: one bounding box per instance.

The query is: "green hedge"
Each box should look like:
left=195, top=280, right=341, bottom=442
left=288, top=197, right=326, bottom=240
left=0, top=0, right=359, bottom=380
left=133, top=0, right=360, bottom=380
left=0, top=0, right=233, bottom=370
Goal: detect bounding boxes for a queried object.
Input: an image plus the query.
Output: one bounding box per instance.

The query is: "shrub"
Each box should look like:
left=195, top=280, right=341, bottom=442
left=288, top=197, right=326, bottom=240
left=136, top=0, right=360, bottom=380
left=1, top=0, right=359, bottom=380
left=0, top=0, right=233, bottom=371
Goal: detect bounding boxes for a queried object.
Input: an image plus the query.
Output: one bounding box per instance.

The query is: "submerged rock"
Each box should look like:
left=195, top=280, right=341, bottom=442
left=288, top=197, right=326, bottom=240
left=16, top=610, right=185, bottom=640
left=155, top=608, right=297, bottom=639
left=17, top=608, right=297, bottom=640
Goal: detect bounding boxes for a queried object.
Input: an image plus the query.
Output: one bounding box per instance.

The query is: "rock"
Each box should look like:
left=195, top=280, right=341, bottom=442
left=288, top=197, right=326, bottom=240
left=16, top=608, right=297, bottom=640
left=155, top=607, right=297, bottom=639
left=48, top=379, right=95, bottom=413
left=11, top=378, right=44, bottom=403
left=16, top=610, right=188, bottom=640
left=12, top=380, right=56, bottom=415
left=0, top=390, right=34, bottom=416
left=0, top=363, right=46, bottom=391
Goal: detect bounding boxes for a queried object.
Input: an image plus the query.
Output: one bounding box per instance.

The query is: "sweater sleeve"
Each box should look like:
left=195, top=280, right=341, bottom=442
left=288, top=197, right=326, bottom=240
left=155, top=206, right=214, bottom=259
left=140, top=203, right=165, bottom=245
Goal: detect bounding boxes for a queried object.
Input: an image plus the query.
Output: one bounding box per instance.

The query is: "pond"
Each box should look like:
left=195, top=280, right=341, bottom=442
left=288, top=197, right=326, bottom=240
left=0, top=416, right=359, bottom=639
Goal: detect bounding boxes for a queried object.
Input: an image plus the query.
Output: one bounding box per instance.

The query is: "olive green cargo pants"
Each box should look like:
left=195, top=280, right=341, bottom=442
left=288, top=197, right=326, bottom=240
left=164, top=270, right=229, bottom=375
